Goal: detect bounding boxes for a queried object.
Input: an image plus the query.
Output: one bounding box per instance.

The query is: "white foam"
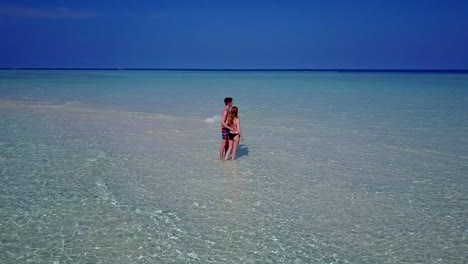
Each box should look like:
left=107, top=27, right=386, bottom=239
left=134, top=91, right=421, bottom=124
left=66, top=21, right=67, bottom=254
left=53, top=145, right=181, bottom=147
left=204, top=115, right=220, bottom=125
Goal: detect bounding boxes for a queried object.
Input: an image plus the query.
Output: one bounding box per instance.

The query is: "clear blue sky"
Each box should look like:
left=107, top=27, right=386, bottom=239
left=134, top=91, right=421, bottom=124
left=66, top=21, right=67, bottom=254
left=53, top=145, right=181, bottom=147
left=1, top=0, right=467, bottom=69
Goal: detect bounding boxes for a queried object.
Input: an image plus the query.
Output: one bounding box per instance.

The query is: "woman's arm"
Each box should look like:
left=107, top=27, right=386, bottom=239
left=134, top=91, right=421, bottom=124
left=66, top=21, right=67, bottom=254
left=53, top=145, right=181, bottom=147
left=237, top=118, right=242, bottom=139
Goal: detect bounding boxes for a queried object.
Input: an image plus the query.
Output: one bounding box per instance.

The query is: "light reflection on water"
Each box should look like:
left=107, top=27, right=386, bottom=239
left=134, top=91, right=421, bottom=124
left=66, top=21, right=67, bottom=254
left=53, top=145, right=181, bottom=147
left=0, top=71, right=467, bottom=263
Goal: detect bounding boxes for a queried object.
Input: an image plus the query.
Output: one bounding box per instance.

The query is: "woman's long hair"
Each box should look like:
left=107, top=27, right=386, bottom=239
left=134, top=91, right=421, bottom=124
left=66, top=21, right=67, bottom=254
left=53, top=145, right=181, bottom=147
left=227, top=106, right=238, bottom=127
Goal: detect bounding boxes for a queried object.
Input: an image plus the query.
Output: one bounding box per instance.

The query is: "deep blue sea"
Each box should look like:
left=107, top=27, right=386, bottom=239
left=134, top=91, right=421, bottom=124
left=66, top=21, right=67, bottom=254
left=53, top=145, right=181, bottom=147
left=1, top=70, right=467, bottom=263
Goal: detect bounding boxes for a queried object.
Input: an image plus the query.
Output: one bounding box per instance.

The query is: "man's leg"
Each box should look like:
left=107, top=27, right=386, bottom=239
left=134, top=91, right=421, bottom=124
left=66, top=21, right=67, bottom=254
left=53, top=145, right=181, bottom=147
left=219, top=139, right=227, bottom=159
left=219, top=128, right=229, bottom=159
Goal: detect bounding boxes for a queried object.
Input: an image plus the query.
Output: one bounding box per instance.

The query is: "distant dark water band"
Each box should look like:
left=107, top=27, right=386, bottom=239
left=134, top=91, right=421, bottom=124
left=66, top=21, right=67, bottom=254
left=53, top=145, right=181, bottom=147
left=1, top=68, right=468, bottom=74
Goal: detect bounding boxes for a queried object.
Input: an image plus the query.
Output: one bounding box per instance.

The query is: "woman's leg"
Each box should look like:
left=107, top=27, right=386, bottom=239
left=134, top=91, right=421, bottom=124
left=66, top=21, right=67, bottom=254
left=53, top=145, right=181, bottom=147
left=231, top=135, right=240, bottom=160
left=224, top=139, right=233, bottom=161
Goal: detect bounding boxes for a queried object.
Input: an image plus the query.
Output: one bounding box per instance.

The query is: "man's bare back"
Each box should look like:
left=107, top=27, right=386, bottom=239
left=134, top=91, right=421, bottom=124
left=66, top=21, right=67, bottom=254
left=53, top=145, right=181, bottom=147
left=219, top=97, right=233, bottom=159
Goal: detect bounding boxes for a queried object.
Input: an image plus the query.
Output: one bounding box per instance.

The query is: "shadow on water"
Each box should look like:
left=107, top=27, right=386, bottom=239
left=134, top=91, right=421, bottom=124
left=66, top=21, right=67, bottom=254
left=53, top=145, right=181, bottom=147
left=237, top=144, right=249, bottom=158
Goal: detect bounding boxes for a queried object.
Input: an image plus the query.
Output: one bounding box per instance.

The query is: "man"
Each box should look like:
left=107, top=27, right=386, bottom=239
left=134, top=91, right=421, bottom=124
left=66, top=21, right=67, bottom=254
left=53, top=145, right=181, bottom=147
left=219, top=97, right=233, bottom=159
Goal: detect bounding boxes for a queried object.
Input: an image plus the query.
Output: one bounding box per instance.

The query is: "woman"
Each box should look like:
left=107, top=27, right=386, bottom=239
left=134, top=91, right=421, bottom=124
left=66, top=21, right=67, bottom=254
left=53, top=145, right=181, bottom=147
left=224, top=106, right=242, bottom=160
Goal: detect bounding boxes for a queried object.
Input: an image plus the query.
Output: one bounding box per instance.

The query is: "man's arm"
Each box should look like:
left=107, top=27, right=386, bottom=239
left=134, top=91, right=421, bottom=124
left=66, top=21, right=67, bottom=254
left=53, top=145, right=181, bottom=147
left=221, top=110, right=229, bottom=128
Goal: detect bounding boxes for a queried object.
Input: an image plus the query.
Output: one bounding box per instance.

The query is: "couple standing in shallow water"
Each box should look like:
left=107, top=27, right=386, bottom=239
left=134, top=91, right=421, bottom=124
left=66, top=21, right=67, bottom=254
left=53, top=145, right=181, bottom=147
left=219, top=97, right=242, bottom=160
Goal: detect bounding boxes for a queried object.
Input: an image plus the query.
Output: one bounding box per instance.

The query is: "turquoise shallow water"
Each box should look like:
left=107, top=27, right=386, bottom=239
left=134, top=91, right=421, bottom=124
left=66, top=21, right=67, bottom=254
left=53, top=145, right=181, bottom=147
left=1, top=70, right=467, bottom=263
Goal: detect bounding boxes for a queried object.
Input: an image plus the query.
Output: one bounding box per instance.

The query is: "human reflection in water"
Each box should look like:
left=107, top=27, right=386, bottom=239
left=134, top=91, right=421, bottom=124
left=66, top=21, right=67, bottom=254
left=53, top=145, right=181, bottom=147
left=220, top=161, right=245, bottom=224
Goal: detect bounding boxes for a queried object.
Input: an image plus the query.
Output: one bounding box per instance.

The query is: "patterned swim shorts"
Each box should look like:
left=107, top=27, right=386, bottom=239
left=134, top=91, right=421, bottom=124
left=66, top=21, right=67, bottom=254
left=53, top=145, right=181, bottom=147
left=221, top=128, right=230, bottom=140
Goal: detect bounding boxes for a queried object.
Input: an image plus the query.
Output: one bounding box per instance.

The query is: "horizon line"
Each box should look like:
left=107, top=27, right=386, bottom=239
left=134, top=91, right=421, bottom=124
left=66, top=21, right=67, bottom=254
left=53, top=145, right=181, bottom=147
left=1, top=67, right=468, bottom=73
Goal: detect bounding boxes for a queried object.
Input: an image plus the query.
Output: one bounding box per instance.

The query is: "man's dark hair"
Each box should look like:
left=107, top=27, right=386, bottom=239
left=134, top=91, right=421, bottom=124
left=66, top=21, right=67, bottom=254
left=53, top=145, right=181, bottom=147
left=224, top=97, right=233, bottom=106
